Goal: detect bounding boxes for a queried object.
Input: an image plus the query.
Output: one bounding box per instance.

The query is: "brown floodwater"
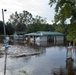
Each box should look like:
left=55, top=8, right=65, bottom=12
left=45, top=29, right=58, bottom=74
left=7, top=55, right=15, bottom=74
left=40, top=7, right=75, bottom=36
left=0, top=42, right=76, bottom=75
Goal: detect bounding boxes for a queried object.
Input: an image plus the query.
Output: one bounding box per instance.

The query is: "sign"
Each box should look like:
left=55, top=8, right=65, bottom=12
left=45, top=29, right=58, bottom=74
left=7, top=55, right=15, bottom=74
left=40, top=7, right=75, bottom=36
left=4, top=36, right=10, bottom=48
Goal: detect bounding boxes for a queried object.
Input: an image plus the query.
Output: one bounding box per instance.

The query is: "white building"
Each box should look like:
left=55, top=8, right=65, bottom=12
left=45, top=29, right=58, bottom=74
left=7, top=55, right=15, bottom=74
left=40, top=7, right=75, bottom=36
left=26, top=31, right=64, bottom=45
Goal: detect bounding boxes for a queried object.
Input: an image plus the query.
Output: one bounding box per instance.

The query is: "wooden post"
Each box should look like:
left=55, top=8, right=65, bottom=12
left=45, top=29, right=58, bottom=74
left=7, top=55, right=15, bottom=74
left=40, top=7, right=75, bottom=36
left=4, top=47, right=8, bottom=75
left=69, top=42, right=71, bottom=46
left=27, top=36, right=30, bottom=45
left=73, top=40, right=75, bottom=47
left=34, top=36, right=35, bottom=45
left=54, top=36, right=56, bottom=45
left=4, top=36, right=9, bottom=75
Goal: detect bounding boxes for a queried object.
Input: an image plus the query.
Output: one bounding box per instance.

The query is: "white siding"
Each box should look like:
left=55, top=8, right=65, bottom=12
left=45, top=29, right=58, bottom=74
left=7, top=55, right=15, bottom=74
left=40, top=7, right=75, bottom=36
left=56, top=36, right=64, bottom=43
left=40, top=36, right=47, bottom=41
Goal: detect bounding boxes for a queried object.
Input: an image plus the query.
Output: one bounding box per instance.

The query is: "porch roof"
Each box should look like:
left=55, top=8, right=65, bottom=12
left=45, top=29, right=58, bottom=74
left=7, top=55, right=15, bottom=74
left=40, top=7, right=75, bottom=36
left=26, top=32, right=41, bottom=36
left=25, top=31, right=64, bottom=36
left=14, top=32, right=26, bottom=35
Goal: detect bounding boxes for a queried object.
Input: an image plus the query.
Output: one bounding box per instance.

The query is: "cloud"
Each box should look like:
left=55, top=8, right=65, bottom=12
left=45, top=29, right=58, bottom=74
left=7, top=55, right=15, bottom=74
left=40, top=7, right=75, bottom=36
left=0, top=0, right=55, bottom=24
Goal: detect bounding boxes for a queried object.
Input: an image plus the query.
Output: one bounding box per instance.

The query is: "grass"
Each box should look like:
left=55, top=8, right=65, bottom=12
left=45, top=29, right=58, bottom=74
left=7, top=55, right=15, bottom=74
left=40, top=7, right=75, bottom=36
left=19, top=70, right=31, bottom=75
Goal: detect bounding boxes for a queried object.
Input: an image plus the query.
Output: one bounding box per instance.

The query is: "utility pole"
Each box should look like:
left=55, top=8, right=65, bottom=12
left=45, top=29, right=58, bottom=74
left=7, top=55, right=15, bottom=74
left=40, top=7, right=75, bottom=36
left=2, top=8, right=8, bottom=75
left=2, top=9, right=7, bottom=38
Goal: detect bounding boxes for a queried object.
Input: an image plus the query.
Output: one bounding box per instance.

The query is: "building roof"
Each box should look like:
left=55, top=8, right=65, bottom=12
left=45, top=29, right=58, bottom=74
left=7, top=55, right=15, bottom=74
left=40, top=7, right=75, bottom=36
left=14, top=32, right=26, bottom=35
left=25, top=31, right=64, bottom=36
left=26, top=32, right=40, bottom=36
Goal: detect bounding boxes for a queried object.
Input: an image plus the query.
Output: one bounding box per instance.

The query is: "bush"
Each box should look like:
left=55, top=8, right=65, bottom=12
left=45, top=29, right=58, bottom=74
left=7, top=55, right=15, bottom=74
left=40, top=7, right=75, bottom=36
left=0, top=35, right=4, bottom=43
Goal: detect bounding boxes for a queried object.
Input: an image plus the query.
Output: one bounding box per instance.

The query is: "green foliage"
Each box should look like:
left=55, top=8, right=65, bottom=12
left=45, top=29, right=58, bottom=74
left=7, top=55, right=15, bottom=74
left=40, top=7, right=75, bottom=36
left=54, top=23, right=68, bottom=34
left=0, top=21, right=4, bottom=34
left=19, top=70, right=26, bottom=73
left=0, top=35, right=4, bottom=43
left=6, top=22, right=14, bottom=35
left=49, top=0, right=76, bottom=41
left=49, top=0, right=56, bottom=7
left=33, top=15, right=47, bottom=24
left=8, top=11, right=34, bottom=32
left=26, top=15, right=54, bottom=33
left=0, top=21, right=14, bottom=35
left=19, top=70, right=31, bottom=75
left=27, top=23, right=54, bottom=33
left=67, top=24, right=76, bottom=41
left=49, top=0, right=76, bottom=23
left=8, top=11, right=55, bottom=34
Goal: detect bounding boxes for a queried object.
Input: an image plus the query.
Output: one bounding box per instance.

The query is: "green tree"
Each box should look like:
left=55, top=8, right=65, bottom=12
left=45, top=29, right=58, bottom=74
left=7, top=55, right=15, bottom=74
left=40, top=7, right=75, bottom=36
left=53, top=23, right=68, bottom=34
left=33, top=15, right=47, bottom=24
left=26, top=15, right=54, bottom=33
left=0, top=21, right=4, bottom=34
left=6, top=22, right=14, bottom=35
left=26, top=15, right=47, bottom=33
left=0, top=21, right=14, bottom=35
left=8, top=11, right=34, bottom=32
left=27, top=23, right=55, bottom=33
left=49, top=0, right=76, bottom=42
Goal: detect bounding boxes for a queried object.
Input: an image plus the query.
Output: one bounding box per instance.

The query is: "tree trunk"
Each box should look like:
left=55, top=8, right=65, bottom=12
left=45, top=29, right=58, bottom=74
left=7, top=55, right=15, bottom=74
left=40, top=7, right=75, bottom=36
left=73, top=40, right=75, bottom=47
left=69, top=42, right=71, bottom=46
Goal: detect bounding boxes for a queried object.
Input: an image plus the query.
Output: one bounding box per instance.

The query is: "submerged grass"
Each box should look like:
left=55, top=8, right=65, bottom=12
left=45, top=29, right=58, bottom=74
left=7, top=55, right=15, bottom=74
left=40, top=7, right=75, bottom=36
left=19, top=70, right=31, bottom=75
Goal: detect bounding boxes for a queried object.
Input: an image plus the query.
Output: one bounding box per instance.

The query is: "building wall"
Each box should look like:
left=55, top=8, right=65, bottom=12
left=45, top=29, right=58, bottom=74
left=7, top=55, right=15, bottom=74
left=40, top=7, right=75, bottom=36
left=40, top=36, right=47, bottom=41
left=40, top=35, right=64, bottom=42
left=30, top=35, right=64, bottom=45
left=56, top=36, right=64, bottom=43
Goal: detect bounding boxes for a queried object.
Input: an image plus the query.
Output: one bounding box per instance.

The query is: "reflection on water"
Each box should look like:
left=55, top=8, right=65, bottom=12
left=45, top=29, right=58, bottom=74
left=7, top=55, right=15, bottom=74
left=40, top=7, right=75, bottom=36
left=51, top=46, right=76, bottom=75
left=0, top=50, right=4, bottom=58
left=0, top=43, right=76, bottom=75
left=31, top=41, right=65, bottom=47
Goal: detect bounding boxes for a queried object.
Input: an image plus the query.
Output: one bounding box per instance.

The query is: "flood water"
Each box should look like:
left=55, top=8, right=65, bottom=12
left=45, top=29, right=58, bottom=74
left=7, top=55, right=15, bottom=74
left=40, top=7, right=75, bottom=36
left=0, top=43, right=76, bottom=75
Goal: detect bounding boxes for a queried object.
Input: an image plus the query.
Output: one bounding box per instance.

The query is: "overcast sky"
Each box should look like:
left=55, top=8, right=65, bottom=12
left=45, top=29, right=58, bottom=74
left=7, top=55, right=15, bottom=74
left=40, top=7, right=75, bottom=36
left=0, top=0, right=55, bottom=24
